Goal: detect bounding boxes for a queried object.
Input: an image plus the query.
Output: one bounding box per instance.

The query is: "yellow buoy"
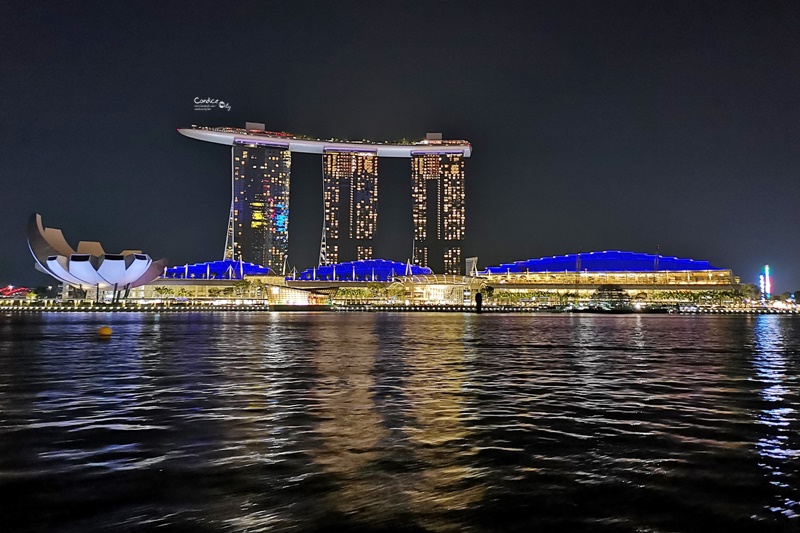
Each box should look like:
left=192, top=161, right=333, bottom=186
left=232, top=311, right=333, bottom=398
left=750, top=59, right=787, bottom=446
left=97, top=326, right=113, bottom=337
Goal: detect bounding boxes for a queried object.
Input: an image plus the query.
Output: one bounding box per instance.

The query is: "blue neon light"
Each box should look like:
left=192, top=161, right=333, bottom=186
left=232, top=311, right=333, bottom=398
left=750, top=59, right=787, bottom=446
left=483, top=251, right=724, bottom=274
left=295, top=259, right=432, bottom=282
left=162, top=259, right=273, bottom=280
left=274, top=203, right=288, bottom=232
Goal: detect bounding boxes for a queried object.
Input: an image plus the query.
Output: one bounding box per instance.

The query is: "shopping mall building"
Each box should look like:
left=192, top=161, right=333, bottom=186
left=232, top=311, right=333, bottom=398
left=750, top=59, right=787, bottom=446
left=474, top=250, right=740, bottom=307
left=128, top=251, right=741, bottom=308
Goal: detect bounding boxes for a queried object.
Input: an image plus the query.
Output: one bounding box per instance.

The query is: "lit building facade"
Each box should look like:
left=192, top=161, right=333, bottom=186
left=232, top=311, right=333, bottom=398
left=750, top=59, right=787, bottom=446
left=179, top=126, right=471, bottom=274
left=320, top=150, right=378, bottom=265
left=412, top=153, right=466, bottom=274
left=229, top=141, right=291, bottom=272
left=479, top=251, right=741, bottom=306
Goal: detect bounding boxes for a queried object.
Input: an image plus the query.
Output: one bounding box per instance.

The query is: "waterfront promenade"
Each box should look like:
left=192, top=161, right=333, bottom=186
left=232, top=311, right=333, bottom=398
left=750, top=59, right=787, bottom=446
left=1, top=299, right=796, bottom=315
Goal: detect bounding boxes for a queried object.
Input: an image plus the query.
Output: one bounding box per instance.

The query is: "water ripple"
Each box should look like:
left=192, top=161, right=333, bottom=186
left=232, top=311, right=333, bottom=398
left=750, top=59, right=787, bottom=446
left=0, top=312, right=798, bottom=531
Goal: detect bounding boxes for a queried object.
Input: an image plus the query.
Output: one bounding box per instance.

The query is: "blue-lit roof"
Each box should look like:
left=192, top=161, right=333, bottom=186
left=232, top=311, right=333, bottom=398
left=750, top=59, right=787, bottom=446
left=162, top=259, right=273, bottom=280
left=294, top=259, right=432, bottom=282
left=484, top=251, right=724, bottom=274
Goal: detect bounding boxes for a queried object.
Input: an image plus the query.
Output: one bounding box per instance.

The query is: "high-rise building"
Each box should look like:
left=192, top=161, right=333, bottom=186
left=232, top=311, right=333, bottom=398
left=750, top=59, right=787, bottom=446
left=320, top=150, right=378, bottom=265
left=412, top=152, right=465, bottom=274
left=228, top=142, right=291, bottom=272
left=179, top=125, right=471, bottom=274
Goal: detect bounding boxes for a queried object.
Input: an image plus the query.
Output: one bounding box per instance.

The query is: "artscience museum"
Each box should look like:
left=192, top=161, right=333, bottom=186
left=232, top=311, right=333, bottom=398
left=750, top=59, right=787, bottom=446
left=27, top=213, right=167, bottom=300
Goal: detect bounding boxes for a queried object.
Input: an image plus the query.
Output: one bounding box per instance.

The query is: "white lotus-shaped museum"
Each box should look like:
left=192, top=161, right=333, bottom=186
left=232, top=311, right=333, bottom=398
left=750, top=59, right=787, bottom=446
left=27, top=213, right=167, bottom=291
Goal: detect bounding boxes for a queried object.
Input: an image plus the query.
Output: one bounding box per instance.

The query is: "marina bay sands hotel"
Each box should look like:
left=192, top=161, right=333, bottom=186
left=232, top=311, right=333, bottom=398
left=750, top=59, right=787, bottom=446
left=179, top=124, right=471, bottom=274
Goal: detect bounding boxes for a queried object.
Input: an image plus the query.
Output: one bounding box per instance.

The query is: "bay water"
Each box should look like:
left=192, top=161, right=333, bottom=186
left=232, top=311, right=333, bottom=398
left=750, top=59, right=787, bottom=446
left=0, top=312, right=798, bottom=531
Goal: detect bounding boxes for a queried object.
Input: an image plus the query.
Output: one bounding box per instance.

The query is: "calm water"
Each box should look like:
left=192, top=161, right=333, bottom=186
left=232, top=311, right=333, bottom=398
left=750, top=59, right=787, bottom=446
left=0, top=312, right=798, bottom=532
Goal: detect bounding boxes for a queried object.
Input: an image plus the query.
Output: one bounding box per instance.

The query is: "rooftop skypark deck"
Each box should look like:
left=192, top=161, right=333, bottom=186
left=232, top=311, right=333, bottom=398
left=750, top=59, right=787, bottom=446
left=178, top=125, right=472, bottom=158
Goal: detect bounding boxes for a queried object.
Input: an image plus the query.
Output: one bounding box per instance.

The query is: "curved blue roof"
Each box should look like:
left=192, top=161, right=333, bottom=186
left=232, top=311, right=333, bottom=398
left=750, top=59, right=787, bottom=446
left=295, top=259, right=432, bottom=282
left=484, top=251, right=724, bottom=274
left=162, top=259, right=273, bottom=280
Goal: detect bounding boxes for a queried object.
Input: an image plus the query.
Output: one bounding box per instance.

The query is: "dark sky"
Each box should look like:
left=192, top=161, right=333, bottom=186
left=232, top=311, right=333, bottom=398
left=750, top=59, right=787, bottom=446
left=1, top=1, right=799, bottom=292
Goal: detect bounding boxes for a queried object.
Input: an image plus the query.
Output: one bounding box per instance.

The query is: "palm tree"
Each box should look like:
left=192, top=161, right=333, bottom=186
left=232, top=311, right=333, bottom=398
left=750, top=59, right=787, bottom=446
left=233, top=279, right=252, bottom=298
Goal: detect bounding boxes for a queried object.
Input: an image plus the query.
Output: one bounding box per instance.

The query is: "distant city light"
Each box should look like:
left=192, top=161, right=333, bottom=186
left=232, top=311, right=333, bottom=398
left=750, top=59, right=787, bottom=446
left=765, top=264, right=771, bottom=299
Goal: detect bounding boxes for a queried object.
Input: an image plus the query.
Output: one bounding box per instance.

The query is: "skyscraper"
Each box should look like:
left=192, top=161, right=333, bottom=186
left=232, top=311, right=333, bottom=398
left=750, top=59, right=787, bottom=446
left=320, top=150, right=378, bottom=265
left=228, top=141, right=291, bottom=272
left=179, top=125, right=471, bottom=274
left=411, top=152, right=465, bottom=274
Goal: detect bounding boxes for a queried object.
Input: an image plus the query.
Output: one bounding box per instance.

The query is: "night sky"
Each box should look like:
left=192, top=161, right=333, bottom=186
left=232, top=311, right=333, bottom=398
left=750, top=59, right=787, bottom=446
left=2, top=1, right=798, bottom=292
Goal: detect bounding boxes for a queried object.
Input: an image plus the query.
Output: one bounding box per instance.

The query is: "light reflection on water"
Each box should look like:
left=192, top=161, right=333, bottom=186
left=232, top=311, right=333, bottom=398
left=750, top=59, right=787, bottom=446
left=752, top=316, right=800, bottom=518
left=0, top=312, right=798, bottom=532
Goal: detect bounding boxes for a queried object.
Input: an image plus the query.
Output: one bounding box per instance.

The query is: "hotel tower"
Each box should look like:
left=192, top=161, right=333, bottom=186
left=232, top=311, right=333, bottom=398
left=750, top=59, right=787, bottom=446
left=320, top=151, right=378, bottom=265
left=411, top=150, right=466, bottom=275
left=227, top=140, right=291, bottom=273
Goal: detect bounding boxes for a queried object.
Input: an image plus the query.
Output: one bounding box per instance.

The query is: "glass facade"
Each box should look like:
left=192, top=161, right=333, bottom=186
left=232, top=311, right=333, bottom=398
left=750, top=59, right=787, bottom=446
left=411, top=153, right=465, bottom=274
left=231, top=142, right=291, bottom=272
left=321, top=151, right=378, bottom=265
